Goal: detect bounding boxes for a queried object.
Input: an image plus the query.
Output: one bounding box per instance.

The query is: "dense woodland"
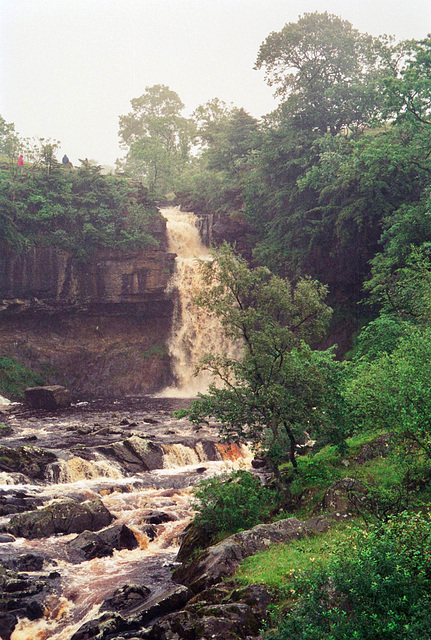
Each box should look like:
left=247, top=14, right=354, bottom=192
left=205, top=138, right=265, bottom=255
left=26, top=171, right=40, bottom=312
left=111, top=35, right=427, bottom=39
left=1, top=12, right=431, bottom=639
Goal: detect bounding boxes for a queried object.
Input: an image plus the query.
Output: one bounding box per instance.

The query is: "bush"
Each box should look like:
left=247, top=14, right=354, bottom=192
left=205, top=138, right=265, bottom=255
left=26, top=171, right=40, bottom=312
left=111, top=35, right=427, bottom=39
left=192, top=469, right=281, bottom=538
left=0, top=356, right=45, bottom=400
left=267, top=511, right=431, bottom=640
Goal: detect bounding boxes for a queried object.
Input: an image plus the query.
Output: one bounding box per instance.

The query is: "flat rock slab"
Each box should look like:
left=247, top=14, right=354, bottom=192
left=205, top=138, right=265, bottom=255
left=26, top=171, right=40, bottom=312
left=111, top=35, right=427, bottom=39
left=5, top=498, right=113, bottom=539
left=173, top=516, right=329, bottom=594
left=25, top=386, right=71, bottom=410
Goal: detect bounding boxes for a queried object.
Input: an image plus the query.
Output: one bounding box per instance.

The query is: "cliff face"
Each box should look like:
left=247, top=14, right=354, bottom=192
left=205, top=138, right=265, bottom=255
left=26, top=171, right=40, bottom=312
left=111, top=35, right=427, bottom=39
left=0, top=231, right=177, bottom=397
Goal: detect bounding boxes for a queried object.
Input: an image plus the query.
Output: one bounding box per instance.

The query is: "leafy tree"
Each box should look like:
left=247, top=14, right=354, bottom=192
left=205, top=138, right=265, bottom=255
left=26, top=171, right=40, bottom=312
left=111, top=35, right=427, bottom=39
left=118, top=84, right=195, bottom=196
left=346, top=327, right=431, bottom=460
left=182, top=244, right=347, bottom=492
left=0, top=115, right=21, bottom=171
left=0, top=158, right=160, bottom=259
left=177, top=104, right=261, bottom=217
left=255, top=12, right=385, bottom=135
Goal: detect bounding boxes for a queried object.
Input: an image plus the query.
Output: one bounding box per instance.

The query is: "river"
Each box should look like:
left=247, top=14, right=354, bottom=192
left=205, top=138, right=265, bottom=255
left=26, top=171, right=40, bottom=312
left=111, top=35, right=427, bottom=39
left=0, top=209, right=247, bottom=640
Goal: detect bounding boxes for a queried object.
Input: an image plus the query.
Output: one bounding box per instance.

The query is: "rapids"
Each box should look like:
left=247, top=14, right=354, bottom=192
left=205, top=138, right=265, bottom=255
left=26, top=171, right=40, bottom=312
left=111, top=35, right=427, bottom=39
left=0, top=398, right=251, bottom=640
left=0, top=208, right=247, bottom=639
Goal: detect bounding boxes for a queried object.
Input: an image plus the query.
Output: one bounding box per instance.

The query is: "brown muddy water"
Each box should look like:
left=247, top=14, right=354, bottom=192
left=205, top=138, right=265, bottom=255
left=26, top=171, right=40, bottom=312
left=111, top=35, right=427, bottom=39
left=0, top=397, right=251, bottom=640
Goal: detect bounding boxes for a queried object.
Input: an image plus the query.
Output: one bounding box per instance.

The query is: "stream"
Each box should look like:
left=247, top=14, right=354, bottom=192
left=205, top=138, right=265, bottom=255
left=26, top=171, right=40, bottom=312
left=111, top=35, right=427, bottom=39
left=0, top=397, right=251, bottom=640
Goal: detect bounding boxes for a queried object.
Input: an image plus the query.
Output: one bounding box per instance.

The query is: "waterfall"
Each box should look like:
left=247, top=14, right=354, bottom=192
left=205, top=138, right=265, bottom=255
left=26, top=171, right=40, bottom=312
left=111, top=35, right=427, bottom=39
left=159, top=207, right=238, bottom=397
left=0, top=394, right=11, bottom=406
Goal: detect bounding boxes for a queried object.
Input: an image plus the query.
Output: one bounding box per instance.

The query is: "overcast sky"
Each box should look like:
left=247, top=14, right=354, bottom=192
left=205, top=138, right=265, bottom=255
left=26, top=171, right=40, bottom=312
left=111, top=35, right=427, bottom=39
left=1, top=0, right=430, bottom=167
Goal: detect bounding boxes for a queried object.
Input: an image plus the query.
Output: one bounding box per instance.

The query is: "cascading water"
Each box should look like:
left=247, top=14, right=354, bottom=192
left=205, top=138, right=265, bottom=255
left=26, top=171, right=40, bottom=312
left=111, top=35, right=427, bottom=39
left=159, top=207, right=238, bottom=397
left=1, top=400, right=251, bottom=640
left=0, top=209, right=249, bottom=640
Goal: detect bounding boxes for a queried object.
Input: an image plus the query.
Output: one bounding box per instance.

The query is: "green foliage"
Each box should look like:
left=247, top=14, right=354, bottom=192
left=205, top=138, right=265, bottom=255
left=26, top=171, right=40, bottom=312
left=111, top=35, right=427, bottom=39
left=118, top=84, right=195, bottom=196
left=0, top=159, right=160, bottom=259
left=177, top=105, right=260, bottom=216
left=346, top=327, right=431, bottom=459
left=256, top=11, right=385, bottom=135
left=236, top=522, right=357, bottom=589
left=183, top=244, right=349, bottom=483
left=0, top=357, right=45, bottom=400
left=267, top=512, right=431, bottom=640
left=192, top=469, right=280, bottom=538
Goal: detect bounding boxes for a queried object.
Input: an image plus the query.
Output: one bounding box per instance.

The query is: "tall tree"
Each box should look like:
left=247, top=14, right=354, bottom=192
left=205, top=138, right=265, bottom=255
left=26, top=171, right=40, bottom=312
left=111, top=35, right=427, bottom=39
left=255, top=11, right=386, bottom=135
left=118, top=85, right=195, bottom=196
left=182, top=244, right=347, bottom=492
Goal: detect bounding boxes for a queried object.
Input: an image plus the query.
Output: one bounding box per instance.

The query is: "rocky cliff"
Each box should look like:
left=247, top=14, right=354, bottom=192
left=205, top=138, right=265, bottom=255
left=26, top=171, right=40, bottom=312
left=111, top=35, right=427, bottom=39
left=0, top=221, right=177, bottom=398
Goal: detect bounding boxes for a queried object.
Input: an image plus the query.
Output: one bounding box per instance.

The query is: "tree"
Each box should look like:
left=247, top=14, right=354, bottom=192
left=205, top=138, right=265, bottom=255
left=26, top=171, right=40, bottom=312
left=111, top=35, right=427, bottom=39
left=182, top=244, right=347, bottom=491
left=347, top=326, right=431, bottom=461
left=0, top=115, right=21, bottom=171
left=255, top=12, right=384, bottom=135
left=118, top=85, right=195, bottom=196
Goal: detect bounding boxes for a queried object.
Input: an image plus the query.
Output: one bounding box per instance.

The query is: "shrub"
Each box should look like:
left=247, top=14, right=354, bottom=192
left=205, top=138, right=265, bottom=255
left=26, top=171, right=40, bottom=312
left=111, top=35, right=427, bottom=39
left=267, top=511, right=431, bottom=640
left=192, top=469, right=281, bottom=538
left=0, top=356, right=45, bottom=400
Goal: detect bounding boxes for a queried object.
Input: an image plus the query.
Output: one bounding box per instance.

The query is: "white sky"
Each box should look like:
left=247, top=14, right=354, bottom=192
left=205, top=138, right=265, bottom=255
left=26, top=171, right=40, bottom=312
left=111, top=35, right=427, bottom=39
left=1, top=0, right=430, bottom=167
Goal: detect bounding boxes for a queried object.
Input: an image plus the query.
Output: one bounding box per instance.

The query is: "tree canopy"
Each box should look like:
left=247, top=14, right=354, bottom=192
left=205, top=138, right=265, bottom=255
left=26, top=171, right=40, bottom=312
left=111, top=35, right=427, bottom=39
left=182, top=244, right=347, bottom=487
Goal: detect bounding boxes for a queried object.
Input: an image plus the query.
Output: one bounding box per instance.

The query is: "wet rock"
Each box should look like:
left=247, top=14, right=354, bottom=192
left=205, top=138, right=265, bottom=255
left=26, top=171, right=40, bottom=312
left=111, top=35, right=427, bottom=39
left=173, top=517, right=316, bottom=593
left=0, top=445, right=57, bottom=480
left=9, top=553, right=44, bottom=572
left=6, top=497, right=113, bottom=539
left=129, top=584, right=192, bottom=627
left=0, top=533, right=15, bottom=543
left=24, top=385, right=72, bottom=410
left=143, top=511, right=175, bottom=525
left=98, top=524, right=138, bottom=551
left=0, top=612, right=18, bottom=640
left=100, top=584, right=151, bottom=614
left=175, top=521, right=213, bottom=564
left=68, top=531, right=113, bottom=561
left=0, top=489, right=45, bottom=517
left=0, top=564, right=48, bottom=640
left=141, top=524, right=157, bottom=541
left=68, top=525, right=138, bottom=561
left=251, top=454, right=267, bottom=469
left=70, top=612, right=128, bottom=640
left=123, top=436, right=164, bottom=471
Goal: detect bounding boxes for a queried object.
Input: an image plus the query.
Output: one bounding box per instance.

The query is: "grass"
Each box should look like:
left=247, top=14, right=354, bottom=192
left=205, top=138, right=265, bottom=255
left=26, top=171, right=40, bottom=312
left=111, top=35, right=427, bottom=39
left=0, top=355, right=45, bottom=400
left=235, top=521, right=360, bottom=590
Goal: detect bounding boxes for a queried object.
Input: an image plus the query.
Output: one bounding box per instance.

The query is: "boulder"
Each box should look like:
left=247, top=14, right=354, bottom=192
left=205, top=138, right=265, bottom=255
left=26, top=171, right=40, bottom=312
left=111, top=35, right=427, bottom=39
left=323, top=478, right=366, bottom=515
left=9, top=553, right=44, bottom=572
left=24, top=385, right=71, bottom=410
left=68, top=531, right=112, bottom=561
left=0, top=445, right=57, bottom=481
left=173, top=517, right=320, bottom=594
left=6, top=497, right=113, bottom=539
left=129, top=584, right=192, bottom=627
left=98, top=524, right=138, bottom=551
left=72, top=585, right=191, bottom=639
left=123, top=436, right=164, bottom=471
left=100, top=584, right=151, bottom=614
left=0, top=564, right=48, bottom=640
left=146, top=582, right=271, bottom=640
left=143, top=510, right=175, bottom=525
left=70, top=612, right=128, bottom=640
left=355, top=433, right=392, bottom=464
left=68, top=525, right=138, bottom=562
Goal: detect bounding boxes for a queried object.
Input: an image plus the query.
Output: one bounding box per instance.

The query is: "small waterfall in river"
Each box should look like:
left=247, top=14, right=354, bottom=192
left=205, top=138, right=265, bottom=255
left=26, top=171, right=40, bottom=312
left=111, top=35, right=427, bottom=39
left=159, top=207, right=238, bottom=397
